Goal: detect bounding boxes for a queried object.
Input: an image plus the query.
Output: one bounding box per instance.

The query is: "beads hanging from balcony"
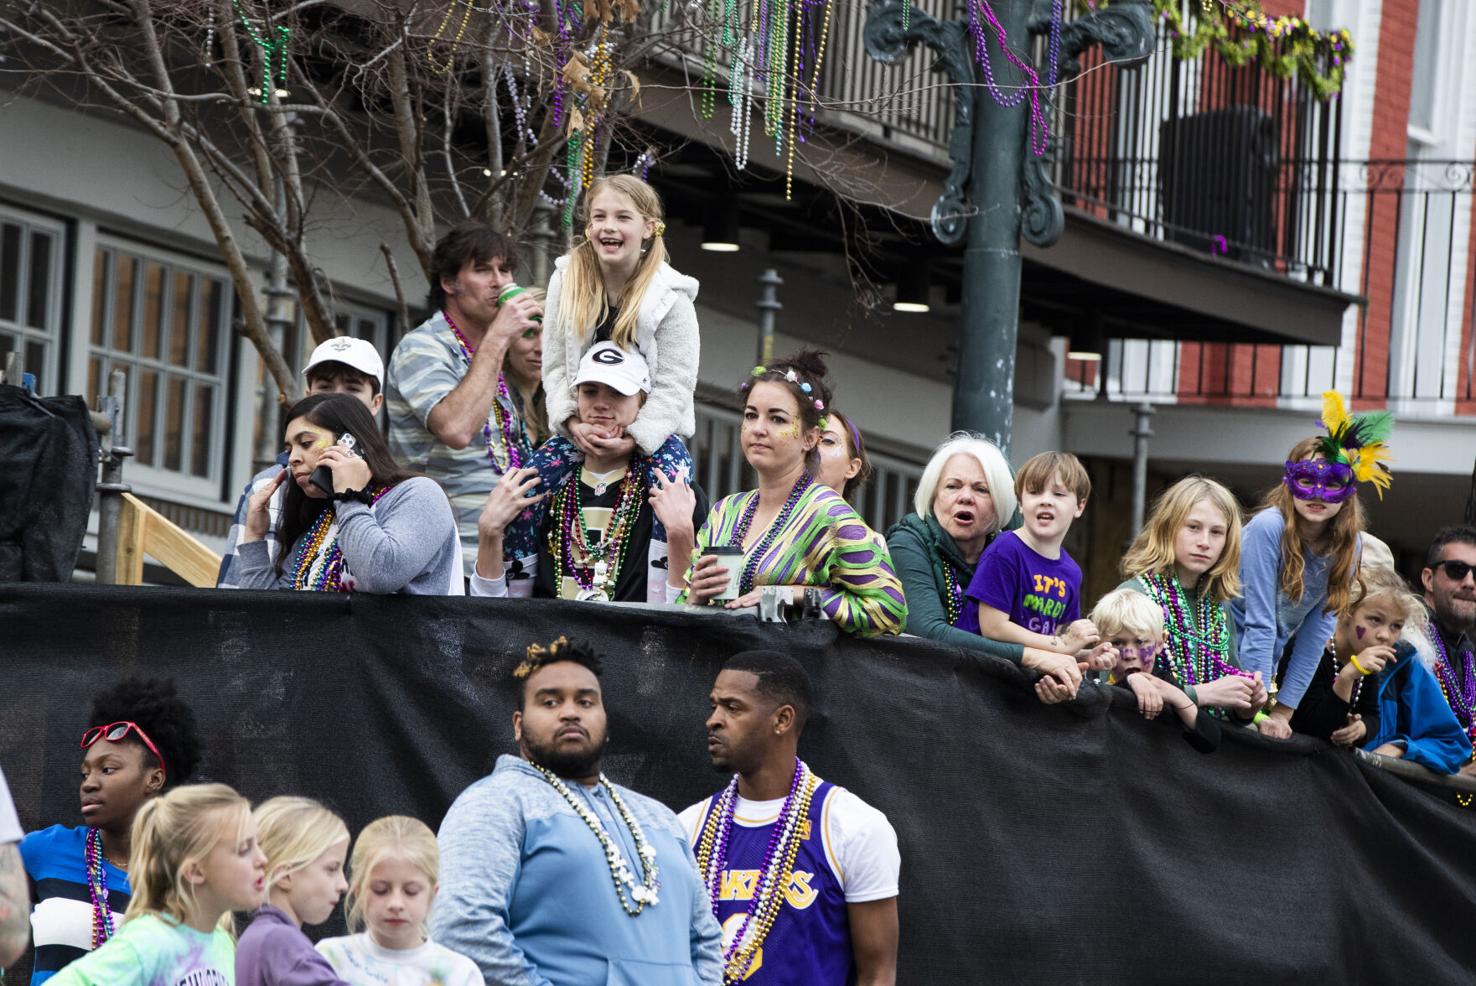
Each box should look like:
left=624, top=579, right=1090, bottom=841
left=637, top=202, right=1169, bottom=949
left=697, top=0, right=835, bottom=198
left=1086, top=0, right=1355, bottom=100
left=967, top=0, right=1060, bottom=158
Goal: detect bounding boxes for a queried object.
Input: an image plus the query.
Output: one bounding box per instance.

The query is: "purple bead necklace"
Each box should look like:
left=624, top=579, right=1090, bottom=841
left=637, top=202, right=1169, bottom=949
left=697, top=758, right=810, bottom=972
left=84, top=827, right=116, bottom=949
left=729, top=472, right=813, bottom=595
left=1431, top=627, right=1476, bottom=741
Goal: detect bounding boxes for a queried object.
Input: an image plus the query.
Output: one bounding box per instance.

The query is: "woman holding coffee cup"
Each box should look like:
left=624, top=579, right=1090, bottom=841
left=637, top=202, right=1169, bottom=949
left=678, top=350, right=906, bottom=636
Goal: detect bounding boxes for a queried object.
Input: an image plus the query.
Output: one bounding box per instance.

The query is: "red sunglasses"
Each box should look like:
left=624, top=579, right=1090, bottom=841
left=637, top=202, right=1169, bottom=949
left=81, top=721, right=167, bottom=782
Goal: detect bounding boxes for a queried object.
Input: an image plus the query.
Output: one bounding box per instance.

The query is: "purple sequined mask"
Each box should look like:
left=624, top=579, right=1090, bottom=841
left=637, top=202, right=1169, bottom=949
left=1283, top=459, right=1356, bottom=503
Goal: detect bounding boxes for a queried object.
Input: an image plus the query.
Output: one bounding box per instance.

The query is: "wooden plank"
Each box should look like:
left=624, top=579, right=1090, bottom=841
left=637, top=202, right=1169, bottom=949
left=114, top=494, right=147, bottom=586
left=119, top=492, right=223, bottom=588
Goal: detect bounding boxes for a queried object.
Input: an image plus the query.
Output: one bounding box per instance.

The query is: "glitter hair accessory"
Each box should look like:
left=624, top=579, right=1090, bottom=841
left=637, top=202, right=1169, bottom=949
left=1313, top=391, right=1394, bottom=499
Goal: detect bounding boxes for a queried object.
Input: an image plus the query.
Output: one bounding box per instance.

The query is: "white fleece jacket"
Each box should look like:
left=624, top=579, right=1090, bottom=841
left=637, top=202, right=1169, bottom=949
left=542, top=255, right=700, bottom=454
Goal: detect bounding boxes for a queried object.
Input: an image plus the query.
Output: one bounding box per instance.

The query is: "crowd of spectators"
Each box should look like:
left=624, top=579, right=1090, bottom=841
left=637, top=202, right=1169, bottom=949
left=4, top=176, right=1475, bottom=985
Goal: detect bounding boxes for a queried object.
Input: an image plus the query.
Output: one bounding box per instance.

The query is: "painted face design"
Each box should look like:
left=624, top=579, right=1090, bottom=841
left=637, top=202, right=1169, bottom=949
left=1283, top=459, right=1355, bottom=503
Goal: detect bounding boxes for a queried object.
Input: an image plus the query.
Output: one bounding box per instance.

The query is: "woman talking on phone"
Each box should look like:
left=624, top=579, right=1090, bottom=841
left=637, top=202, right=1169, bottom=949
left=236, top=393, right=463, bottom=595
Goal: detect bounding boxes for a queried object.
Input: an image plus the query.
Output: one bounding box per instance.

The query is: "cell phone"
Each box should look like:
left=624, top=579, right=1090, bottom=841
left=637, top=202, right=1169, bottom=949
left=309, top=433, right=362, bottom=496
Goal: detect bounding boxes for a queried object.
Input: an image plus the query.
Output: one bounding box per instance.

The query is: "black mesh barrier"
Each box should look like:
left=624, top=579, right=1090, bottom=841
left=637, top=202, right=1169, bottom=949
left=2, top=583, right=1475, bottom=985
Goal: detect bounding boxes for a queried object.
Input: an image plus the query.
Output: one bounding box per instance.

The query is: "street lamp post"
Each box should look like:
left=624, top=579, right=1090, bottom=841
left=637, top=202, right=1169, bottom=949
left=865, top=0, right=1154, bottom=456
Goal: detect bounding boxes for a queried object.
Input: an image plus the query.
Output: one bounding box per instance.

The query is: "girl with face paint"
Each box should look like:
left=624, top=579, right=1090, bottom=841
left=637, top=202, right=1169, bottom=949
left=1054, top=589, right=1220, bottom=752
left=1232, top=393, right=1389, bottom=741
left=1289, top=565, right=1470, bottom=774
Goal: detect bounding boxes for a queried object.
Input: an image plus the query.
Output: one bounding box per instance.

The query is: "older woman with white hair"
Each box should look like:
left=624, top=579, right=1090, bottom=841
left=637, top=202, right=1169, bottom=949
left=886, top=433, right=1085, bottom=689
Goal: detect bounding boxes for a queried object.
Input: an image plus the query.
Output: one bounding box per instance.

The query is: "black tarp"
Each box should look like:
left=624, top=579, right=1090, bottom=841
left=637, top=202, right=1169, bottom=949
left=2, top=583, right=1474, bottom=985
left=0, top=386, right=97, bottom=582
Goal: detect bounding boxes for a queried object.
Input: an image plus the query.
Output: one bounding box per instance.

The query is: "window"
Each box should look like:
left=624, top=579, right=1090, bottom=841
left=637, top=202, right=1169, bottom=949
left=88, top=241, right=232, bottom=488
left=0, top=209, right=63, bottom=390
left=1408, top=0, right=1444, bottom=141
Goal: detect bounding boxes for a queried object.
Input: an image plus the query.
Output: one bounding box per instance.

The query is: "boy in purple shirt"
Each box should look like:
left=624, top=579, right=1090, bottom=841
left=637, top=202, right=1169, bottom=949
left=958, top=452, right=1113, bottom=686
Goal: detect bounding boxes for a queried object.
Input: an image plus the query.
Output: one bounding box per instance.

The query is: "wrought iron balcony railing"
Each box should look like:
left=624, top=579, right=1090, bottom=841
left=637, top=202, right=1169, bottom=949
left=1064, top=159, right=1476, bottom=410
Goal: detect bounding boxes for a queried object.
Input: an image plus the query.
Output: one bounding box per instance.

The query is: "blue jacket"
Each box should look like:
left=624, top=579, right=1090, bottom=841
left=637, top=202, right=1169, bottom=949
left=1364, top=641, right=1471, bottom=775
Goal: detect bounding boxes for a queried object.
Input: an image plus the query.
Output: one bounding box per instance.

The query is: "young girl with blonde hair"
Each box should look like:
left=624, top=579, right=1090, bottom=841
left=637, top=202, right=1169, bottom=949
left=316, top=816, right=484, bottom=986
left=49, top=783, right=266, bottom=985
left=236, top=797, right=351, bottom=986
left=1234, top=395, right=1388, bottom=739
left=537, top=175, right=698, bottom=546
left=1119, top=475, right=1266, bottom=721
left=1295, top=565, right=1469, bottom=772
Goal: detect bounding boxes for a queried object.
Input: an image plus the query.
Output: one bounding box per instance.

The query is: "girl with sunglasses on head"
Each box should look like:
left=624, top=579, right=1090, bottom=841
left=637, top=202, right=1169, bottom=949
left=1232, top=393, right=1388, bottom=739
left=19, top=678, right=201, bottom=984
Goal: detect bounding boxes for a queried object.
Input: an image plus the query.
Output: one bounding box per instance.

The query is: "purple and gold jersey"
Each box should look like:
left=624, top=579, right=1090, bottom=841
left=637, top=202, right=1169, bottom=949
left=694, top=780, right=855, bottom=985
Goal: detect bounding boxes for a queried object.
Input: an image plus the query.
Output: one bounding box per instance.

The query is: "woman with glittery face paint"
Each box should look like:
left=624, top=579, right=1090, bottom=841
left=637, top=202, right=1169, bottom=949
left=235, top=394, right=464, bottom=595
left=678, top=349, right=907, bottom=636
left=1231, top=431, right=1372, bottom=740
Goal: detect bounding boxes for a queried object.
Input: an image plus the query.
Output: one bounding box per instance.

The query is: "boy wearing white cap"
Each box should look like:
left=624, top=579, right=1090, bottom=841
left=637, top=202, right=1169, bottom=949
left=471, top=342, right=707, bottom=602
left=215, top=337, right=386, bottom=588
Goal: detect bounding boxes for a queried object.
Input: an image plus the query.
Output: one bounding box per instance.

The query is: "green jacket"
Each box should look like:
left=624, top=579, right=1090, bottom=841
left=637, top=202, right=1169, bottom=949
left=885, top=511, right=1025, bottom=664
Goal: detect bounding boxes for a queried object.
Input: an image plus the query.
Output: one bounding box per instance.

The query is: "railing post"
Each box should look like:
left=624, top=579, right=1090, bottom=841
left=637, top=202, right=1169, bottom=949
left=1129, top=402, right=1155, bottom=538
left=95, top=369, right=133, bottom=585
left=756, top=268, right=783, bottom=365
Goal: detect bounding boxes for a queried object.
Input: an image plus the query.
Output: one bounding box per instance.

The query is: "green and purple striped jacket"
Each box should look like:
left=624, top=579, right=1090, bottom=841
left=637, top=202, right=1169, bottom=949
left=681, top=483, right=907, bottom=636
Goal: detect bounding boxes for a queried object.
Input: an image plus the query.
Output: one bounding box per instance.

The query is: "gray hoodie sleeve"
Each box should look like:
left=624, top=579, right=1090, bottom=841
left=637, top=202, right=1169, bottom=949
left=431, top=782, right=553, bottom=986
left=335, top=478, right=456, bottom=594
left=234, top=537, right=292, bottom=590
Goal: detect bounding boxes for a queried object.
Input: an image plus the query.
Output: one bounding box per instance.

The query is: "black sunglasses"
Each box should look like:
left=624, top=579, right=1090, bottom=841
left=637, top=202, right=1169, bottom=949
left=1433, top=560, right=1476, bottom=582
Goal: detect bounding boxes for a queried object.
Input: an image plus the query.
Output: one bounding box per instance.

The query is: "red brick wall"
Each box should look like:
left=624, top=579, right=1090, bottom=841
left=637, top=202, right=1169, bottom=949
left=1352, top=0, right=1420, bottom=408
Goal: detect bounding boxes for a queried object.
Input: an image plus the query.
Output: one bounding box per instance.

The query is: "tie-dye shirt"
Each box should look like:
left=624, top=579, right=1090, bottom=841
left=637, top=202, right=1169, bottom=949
left=680, top=483, right=906, bottom=637
left=46, top=913, right=235, bottom=986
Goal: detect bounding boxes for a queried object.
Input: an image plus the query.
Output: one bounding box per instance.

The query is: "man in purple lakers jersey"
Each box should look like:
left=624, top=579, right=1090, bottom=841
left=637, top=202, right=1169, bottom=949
left=679, top=651, right=900, bottom=985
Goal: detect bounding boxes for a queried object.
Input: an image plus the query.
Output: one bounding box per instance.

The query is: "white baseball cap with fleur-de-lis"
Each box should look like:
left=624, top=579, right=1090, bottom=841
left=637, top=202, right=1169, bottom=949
left=303, top=336, right=384, bottom=388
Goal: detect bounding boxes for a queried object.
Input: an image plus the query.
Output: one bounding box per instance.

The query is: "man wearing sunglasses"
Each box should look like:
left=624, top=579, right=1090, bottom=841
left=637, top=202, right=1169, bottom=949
left=1417, top=526, right=1476, bottom=776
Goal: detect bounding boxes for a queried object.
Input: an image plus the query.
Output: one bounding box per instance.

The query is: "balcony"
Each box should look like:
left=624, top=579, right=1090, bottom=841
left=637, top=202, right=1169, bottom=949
left=1065, top=158, right=1476, bottom=414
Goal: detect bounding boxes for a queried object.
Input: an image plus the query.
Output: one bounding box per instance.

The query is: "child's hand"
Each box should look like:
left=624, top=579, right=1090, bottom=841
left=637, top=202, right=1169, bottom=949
left=648, top=472, right=697, bottom=540
left=1195, top=674, right=1257, bottom=712
left=1056, top=619, right=1100, bottom=654
left=1034, top=676, right=1075, bottom=705
left=1083, top=641, right=1118, bottom=671
left=1347, top=644, right=1395, bottom=678
left=1330, top=714, right=1366, bottom=747
left=1256, top=714, right=1293, bottom=740
left=479, top=468, right=544, bottom=538
left=1126, top=673, right=1163, bottom=719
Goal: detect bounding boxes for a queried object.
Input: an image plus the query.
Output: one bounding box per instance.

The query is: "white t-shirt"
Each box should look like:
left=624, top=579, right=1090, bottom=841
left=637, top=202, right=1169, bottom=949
left=677, top=778, right=901, bottom=904
left=316, top=932, right=485, bottom=986
left=0, top=765, right=21, bottom=843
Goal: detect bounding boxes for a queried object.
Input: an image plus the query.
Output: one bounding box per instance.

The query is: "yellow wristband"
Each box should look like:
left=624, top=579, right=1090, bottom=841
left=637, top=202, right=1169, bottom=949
left=1252, top=711, right=1270, bottom=725
left=1350, top=653, right=1372, bottom=676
